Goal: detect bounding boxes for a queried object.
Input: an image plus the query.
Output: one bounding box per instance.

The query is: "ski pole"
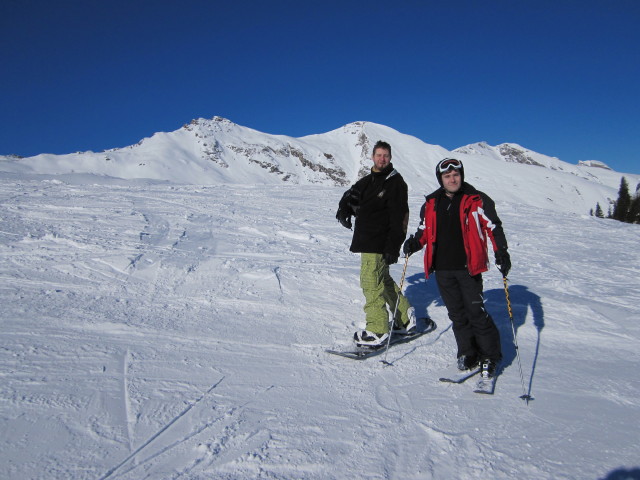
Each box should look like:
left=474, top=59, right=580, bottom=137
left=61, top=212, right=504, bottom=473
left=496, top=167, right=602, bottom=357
left=503, top=276, right=533, bottom=403
left=381, top=255, right=410, bottom=365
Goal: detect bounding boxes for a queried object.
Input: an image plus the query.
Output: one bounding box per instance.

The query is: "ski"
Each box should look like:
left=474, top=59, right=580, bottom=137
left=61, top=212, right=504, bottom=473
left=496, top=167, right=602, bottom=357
left=473, top=374, right=497, bottom=394
left=326, top=318, right=436, bottom=360
left=438, top=366, right=481, bottom=384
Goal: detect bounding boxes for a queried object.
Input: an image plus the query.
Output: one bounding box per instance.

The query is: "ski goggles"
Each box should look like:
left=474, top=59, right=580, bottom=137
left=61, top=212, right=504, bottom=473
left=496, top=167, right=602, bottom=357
left=437, top=158, right=463, bottom=173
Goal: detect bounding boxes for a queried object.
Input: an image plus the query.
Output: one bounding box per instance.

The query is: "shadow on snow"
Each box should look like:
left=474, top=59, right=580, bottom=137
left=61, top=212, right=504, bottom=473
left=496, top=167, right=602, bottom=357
left=403, top=272, right=545, bottom=400
left=484, top=283, right=544, bottom=400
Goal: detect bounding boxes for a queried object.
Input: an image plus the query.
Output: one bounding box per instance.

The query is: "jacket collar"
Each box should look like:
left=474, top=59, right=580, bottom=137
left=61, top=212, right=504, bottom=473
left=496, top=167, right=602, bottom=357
left=371, top=163, right=396, bottom=179
left=426, top=181, right=477, bottom=201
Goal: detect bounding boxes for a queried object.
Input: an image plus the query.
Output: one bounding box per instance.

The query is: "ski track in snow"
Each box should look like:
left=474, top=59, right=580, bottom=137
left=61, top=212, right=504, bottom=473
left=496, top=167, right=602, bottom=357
left=1, top=178, right=639, bottom=479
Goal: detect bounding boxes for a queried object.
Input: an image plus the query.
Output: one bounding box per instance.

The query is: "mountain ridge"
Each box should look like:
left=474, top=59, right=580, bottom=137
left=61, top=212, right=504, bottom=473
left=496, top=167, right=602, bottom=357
left=1, top=117, right=638, bottom=216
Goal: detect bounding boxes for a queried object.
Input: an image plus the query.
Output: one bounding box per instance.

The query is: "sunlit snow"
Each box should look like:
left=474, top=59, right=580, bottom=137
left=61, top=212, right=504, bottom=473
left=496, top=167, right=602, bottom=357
left=1, top=120, right=639, bottom=479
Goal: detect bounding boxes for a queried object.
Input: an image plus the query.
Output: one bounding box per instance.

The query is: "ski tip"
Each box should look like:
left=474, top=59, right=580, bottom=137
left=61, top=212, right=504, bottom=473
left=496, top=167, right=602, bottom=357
left=419, top=318, right=437, bottom=333
left=474, top=387, right=495, bottom=394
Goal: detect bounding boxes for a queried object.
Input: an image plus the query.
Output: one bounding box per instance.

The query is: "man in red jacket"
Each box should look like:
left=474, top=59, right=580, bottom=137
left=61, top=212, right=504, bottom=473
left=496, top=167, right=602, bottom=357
left=403, top=158, right=511, bottom=379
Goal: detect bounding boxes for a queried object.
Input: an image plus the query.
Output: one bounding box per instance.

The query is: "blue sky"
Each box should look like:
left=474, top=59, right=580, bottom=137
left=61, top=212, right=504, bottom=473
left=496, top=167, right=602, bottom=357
left=1, top=0, right=639, bottom=174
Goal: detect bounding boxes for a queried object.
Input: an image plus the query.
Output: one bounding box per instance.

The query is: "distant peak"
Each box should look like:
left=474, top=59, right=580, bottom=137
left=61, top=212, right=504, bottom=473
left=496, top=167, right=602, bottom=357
left=498, top=144, right=545, bottom=167
left=453, top=141, right=494, bottom=154
left=183, top=116, right=236, bottom=128
left=181, top=117, right=241, bottom=136
left=211, top=116, right=234, bottom=124
left=578, top=160, right=612, bottom=170
left=341, top=121, right=367, bottom=133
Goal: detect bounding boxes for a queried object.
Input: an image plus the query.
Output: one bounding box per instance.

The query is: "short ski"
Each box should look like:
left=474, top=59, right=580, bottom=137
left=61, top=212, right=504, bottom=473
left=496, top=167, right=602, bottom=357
left=439, top=367, right=480, bottom=384
left=473, top=374, right=497, bottom=394
left=326, top=318, right=436, bottom=360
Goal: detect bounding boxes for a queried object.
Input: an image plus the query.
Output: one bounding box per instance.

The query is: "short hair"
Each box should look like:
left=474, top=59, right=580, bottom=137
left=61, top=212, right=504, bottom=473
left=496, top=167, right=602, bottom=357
left=373, top=140, right=392, bottom=157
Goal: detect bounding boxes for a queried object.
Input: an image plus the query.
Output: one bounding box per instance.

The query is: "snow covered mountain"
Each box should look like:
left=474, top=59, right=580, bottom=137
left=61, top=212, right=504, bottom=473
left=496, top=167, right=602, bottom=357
left=2, top=119, right=640, bottom=478
left=1, top=116, right=638, bottom=215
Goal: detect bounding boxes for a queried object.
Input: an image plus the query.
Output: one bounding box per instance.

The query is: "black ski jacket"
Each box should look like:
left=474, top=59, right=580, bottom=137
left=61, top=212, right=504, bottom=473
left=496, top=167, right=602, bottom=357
left=344, top=163, right=409, bottom=256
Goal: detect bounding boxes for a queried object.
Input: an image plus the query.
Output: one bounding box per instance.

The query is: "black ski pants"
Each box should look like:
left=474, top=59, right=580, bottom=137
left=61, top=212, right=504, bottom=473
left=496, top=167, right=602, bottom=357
left=435, top=270, right=502, bottom=362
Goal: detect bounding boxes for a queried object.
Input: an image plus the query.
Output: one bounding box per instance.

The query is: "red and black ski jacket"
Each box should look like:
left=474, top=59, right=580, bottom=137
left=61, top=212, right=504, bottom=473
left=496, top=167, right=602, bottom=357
left=414, top=183, right=507, bottom=278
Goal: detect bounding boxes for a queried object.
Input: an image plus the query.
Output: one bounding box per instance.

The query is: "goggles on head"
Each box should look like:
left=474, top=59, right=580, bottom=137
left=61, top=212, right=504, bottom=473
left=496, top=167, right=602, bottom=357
left=437, top=158, right=463, bottom=173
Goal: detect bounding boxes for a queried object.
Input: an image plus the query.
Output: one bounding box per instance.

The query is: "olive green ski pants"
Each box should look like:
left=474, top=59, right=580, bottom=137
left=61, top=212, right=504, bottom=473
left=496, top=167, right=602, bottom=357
left=359, top=253, right=411, bottom=334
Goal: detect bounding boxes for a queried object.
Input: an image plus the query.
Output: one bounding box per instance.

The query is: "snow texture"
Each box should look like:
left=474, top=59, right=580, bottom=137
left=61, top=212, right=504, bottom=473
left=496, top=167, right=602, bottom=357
left=1, top=120, right=640, bottom=479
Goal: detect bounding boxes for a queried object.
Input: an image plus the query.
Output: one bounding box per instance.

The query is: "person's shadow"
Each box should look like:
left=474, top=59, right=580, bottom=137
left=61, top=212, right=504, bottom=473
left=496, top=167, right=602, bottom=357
left=601, top=468, right=640, bottom=480
left=403, top=272, right=443, bottom=321
left=403, top=272, right=453, bottom=342
left=404, top=272, right=544, bottom=400
left=485, top=283, right=544, bottom=400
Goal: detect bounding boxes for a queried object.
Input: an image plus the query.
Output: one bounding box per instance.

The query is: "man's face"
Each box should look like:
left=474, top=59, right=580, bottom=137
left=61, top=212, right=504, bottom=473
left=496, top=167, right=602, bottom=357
left=372, top=148, right=391, bottom=172
left=441, top=169, right=462, bottom=194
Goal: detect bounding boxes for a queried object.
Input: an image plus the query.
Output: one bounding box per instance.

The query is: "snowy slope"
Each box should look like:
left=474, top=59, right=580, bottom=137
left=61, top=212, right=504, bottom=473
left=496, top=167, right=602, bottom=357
left=1, top=117, right=638, bottom=216
left=1, top=173, right=639, bottom=480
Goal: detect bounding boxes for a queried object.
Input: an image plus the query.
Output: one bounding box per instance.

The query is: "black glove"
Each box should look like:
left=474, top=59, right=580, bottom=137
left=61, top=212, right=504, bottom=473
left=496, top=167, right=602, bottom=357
left=402, top=235, right=422, bottom=257
left=336, top=187, right=360, bottom=230
left=383, top=252, right=399, bottom=265
left=495, top=248, right=511, bottom=277
left=339, top=187, right=360, bottom=216
left=335, top=208, right=352, bottom=229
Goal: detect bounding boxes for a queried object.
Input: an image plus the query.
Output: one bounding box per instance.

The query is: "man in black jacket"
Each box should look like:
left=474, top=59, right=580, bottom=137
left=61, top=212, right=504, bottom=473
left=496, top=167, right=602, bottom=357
left=336, top=140, right=415, bottom=346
